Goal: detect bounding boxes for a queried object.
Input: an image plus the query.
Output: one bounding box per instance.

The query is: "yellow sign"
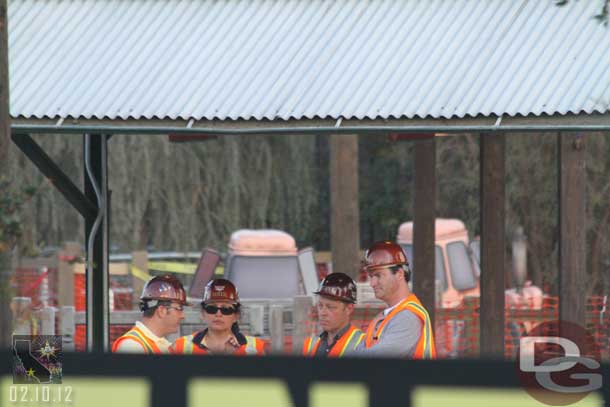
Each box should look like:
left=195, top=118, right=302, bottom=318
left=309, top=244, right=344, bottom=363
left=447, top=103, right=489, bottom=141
left=130, top=265, right=152, bottom=281
left=147, top=261, right=197, bottom=274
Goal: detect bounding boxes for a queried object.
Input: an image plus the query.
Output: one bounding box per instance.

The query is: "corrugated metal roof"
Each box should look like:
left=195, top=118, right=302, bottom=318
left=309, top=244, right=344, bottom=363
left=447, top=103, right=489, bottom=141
left=7, top=0, right=610, bottom=121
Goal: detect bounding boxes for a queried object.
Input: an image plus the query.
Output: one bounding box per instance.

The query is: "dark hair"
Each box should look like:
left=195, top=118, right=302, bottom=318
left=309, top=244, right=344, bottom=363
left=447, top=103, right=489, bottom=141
left=142, top=307, right=157, bottom=318
left=141, top=300, right=172, bottom=318
left=390, top=264, right=411, bottom=283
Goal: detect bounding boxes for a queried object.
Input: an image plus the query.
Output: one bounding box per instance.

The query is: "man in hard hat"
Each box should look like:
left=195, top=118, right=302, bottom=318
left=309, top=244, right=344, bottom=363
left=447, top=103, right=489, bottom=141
left=171, top=279, right=265, bottom=355
left=350, top=241, right=436, bottom=359
left=112, top=274, right=188, bottom=354
left=302, top=273, right=364, bottom=357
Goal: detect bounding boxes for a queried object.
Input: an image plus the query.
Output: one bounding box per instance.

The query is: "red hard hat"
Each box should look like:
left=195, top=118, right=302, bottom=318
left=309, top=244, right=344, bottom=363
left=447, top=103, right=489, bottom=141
left=203, top=279, right=240, bottom=305
left=364, top=241, right=409, bottom=271
left=314, top=272, right=357, bottom=303
left=140, top=274, right=189, bottom=306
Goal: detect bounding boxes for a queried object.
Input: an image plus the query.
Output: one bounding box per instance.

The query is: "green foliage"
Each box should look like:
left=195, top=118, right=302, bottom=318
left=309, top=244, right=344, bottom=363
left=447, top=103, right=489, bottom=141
left=0, top=177, right=35, bottom=253
left=359, top=135, right=413, bottom=244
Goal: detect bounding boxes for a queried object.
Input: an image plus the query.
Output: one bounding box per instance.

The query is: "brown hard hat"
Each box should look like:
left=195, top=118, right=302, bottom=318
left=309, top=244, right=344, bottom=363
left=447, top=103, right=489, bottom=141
left=202, top=278, right=240, bottom=305
left=314, top=272, right=357, bottom=303
left=140, top=274, right=189, bottom=306
left=364, top=241, right=409, bottom=271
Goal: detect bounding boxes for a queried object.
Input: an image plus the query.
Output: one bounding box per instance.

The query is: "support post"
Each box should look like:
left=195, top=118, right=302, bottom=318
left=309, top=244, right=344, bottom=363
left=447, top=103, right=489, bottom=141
left=57, top=242, right=81, bottom=308
left=330, top=134, right=360, bottom=279
left=413, top=137, right=436, bottom=327
left=0, top=0, right=12, bottom=350
left=558, top=133, right=586, bottom=328
left=479, top=133, right=505, bottom=358
left=293, top=295, right=314, bottom=354
left=269, top=305, right=284, bottom=354
left=83, top=134, right=109, bottom=352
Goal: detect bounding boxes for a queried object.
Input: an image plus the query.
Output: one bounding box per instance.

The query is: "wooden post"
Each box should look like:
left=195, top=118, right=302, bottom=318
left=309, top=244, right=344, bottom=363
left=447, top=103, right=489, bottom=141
left=131, top=251, right=148, bottom=307
left=247, top=304, right=265, bottom=337
left=330, top=134, right=360, bottom=279
left=57, top=242, right=81, bottom=308
left=0, top=0, right=7, bottom=161
left=38, top=307, right=56, bottom=335
left=269, top=305, right=284, bottom=354
left=479, top=133, right=505, bottom=358
left=558, top=133, right=586, bottom=328
left=413, top=137, right=436, bottom=328
left=293, top=295, right=313, bottom=354
left=60, top=306, right=75, bottom=351
left=11, top=297, right=33, bottom=335
left=0, top=0, right=12, bottom=349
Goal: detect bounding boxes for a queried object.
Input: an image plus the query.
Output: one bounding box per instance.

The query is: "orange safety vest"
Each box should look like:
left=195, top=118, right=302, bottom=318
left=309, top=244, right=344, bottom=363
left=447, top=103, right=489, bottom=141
left=171, top=331, right=266, bottom=356
left=111, top=325, right=163, bottom=354
left=302, top=325, right=364, bottom=357
left=364, top=294, right=436, bottom=359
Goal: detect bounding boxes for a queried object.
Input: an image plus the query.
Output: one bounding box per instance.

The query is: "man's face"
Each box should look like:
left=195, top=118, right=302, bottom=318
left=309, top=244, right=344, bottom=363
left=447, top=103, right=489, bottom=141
left=202, top=300, right=239, bottom=333
left=368, top=266, right=402, bottom=303
left=159, top=301, right=185, bottom=335
left=316, top=296, right=353, bottom=333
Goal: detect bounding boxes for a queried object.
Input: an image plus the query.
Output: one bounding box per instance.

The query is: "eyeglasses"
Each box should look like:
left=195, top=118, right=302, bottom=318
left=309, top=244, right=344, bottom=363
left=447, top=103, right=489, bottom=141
left=203, top=305, right=237, bottom=315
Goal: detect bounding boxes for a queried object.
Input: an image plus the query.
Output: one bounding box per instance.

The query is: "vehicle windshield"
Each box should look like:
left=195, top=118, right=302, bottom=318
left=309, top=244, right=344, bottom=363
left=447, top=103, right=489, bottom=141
left=400, top=244, right=447, bottom=291
left=447, top=241, right=477, bottom=291
left=226, top=256, right=301, bottom=298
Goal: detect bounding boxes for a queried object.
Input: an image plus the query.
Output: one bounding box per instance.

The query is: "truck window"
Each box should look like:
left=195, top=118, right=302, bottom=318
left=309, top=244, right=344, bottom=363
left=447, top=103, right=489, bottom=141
left=469, top=240, right=481, bottom=278
left=447, top=241, right=477, bottom=291
left=226, top=256, right=301, bottom=298
left=399, top=244, right=447, bottom=292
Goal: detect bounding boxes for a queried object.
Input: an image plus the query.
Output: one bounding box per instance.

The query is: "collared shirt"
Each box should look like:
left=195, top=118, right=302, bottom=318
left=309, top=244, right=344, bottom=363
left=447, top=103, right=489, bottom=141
left=315, top=324, right=352, bottom=357
left=383, top=297, right=407, bottom=316
left=113, top=321, right=173, bottom=354
left=191, top=328, right=247, bottom=353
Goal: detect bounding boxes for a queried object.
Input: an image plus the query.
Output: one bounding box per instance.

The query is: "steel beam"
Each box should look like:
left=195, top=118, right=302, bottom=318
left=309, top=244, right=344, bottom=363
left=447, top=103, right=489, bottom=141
left=11, top=133, right=97, bottom=220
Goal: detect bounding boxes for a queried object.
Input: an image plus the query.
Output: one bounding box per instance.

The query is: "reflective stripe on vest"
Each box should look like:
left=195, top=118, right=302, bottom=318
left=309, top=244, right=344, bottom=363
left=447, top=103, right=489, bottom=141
left=243, top=336, right=259, bottom=355
left=365, top=294, right=436, bottom=359
left=303, top=325, right=364, bottom=357
left=172, top=334, right=196, bottom=354
left=302, top=336, right=321, bottom=356
left=112, top=326, right=162, bottom=354
left=172, top=334, right=262, bottom=355
left=328, top=325, right=364, bottom=357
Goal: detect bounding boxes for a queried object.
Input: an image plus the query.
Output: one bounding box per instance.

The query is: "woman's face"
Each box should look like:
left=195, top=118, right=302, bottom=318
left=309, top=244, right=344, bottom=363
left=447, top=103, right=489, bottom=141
left=201, top=300, right=239, bottom=332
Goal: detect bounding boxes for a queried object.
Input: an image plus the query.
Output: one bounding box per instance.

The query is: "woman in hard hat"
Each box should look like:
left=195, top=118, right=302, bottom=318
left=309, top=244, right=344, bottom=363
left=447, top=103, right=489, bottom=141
left=171, top=278, right=265, bottom=355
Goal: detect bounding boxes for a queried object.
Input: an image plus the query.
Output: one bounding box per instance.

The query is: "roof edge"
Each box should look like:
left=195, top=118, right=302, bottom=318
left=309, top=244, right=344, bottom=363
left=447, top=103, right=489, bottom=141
left=10, top=113, right=610, bottom=136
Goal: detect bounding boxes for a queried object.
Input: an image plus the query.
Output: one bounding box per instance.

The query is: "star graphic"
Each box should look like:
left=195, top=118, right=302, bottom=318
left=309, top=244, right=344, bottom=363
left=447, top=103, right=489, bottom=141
left=37, top=341, right=57, bottom=360
left=26, top=368, right=35, bottom=377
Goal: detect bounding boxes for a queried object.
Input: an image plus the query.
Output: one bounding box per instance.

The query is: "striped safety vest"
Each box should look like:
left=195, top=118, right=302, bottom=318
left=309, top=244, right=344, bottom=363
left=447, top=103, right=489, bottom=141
left=364, top=294, right=436, bottom=359
left=302, top=325, right=364, bottom=357
left=171, top=332, right=265, bottom=355
left=111, top=325, right=163, bottom=354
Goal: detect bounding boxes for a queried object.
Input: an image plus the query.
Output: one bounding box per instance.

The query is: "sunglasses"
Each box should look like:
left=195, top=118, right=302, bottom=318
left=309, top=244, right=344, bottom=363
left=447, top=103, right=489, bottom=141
left=203, top=305, right=237, bottom=315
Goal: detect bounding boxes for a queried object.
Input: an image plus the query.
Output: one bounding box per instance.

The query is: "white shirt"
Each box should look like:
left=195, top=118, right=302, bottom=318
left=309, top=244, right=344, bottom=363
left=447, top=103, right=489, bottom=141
left=383, top=296, right=408, bottom=316
left=113, top=321, right=172, bottom=354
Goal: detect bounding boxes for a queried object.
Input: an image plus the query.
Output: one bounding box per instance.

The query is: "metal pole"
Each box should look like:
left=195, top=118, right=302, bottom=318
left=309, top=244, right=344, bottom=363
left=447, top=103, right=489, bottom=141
left=83, top=134, right=109, bottom=352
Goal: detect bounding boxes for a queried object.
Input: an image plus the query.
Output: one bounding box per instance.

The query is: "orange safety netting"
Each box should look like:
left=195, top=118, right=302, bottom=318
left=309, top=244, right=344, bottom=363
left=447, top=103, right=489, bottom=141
left=303, top=296, right=609, bottom=360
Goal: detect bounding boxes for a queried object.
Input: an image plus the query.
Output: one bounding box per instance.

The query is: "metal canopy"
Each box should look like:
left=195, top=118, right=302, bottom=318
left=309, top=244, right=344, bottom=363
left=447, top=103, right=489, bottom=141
left=10, top=113, right=610, bottom=137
